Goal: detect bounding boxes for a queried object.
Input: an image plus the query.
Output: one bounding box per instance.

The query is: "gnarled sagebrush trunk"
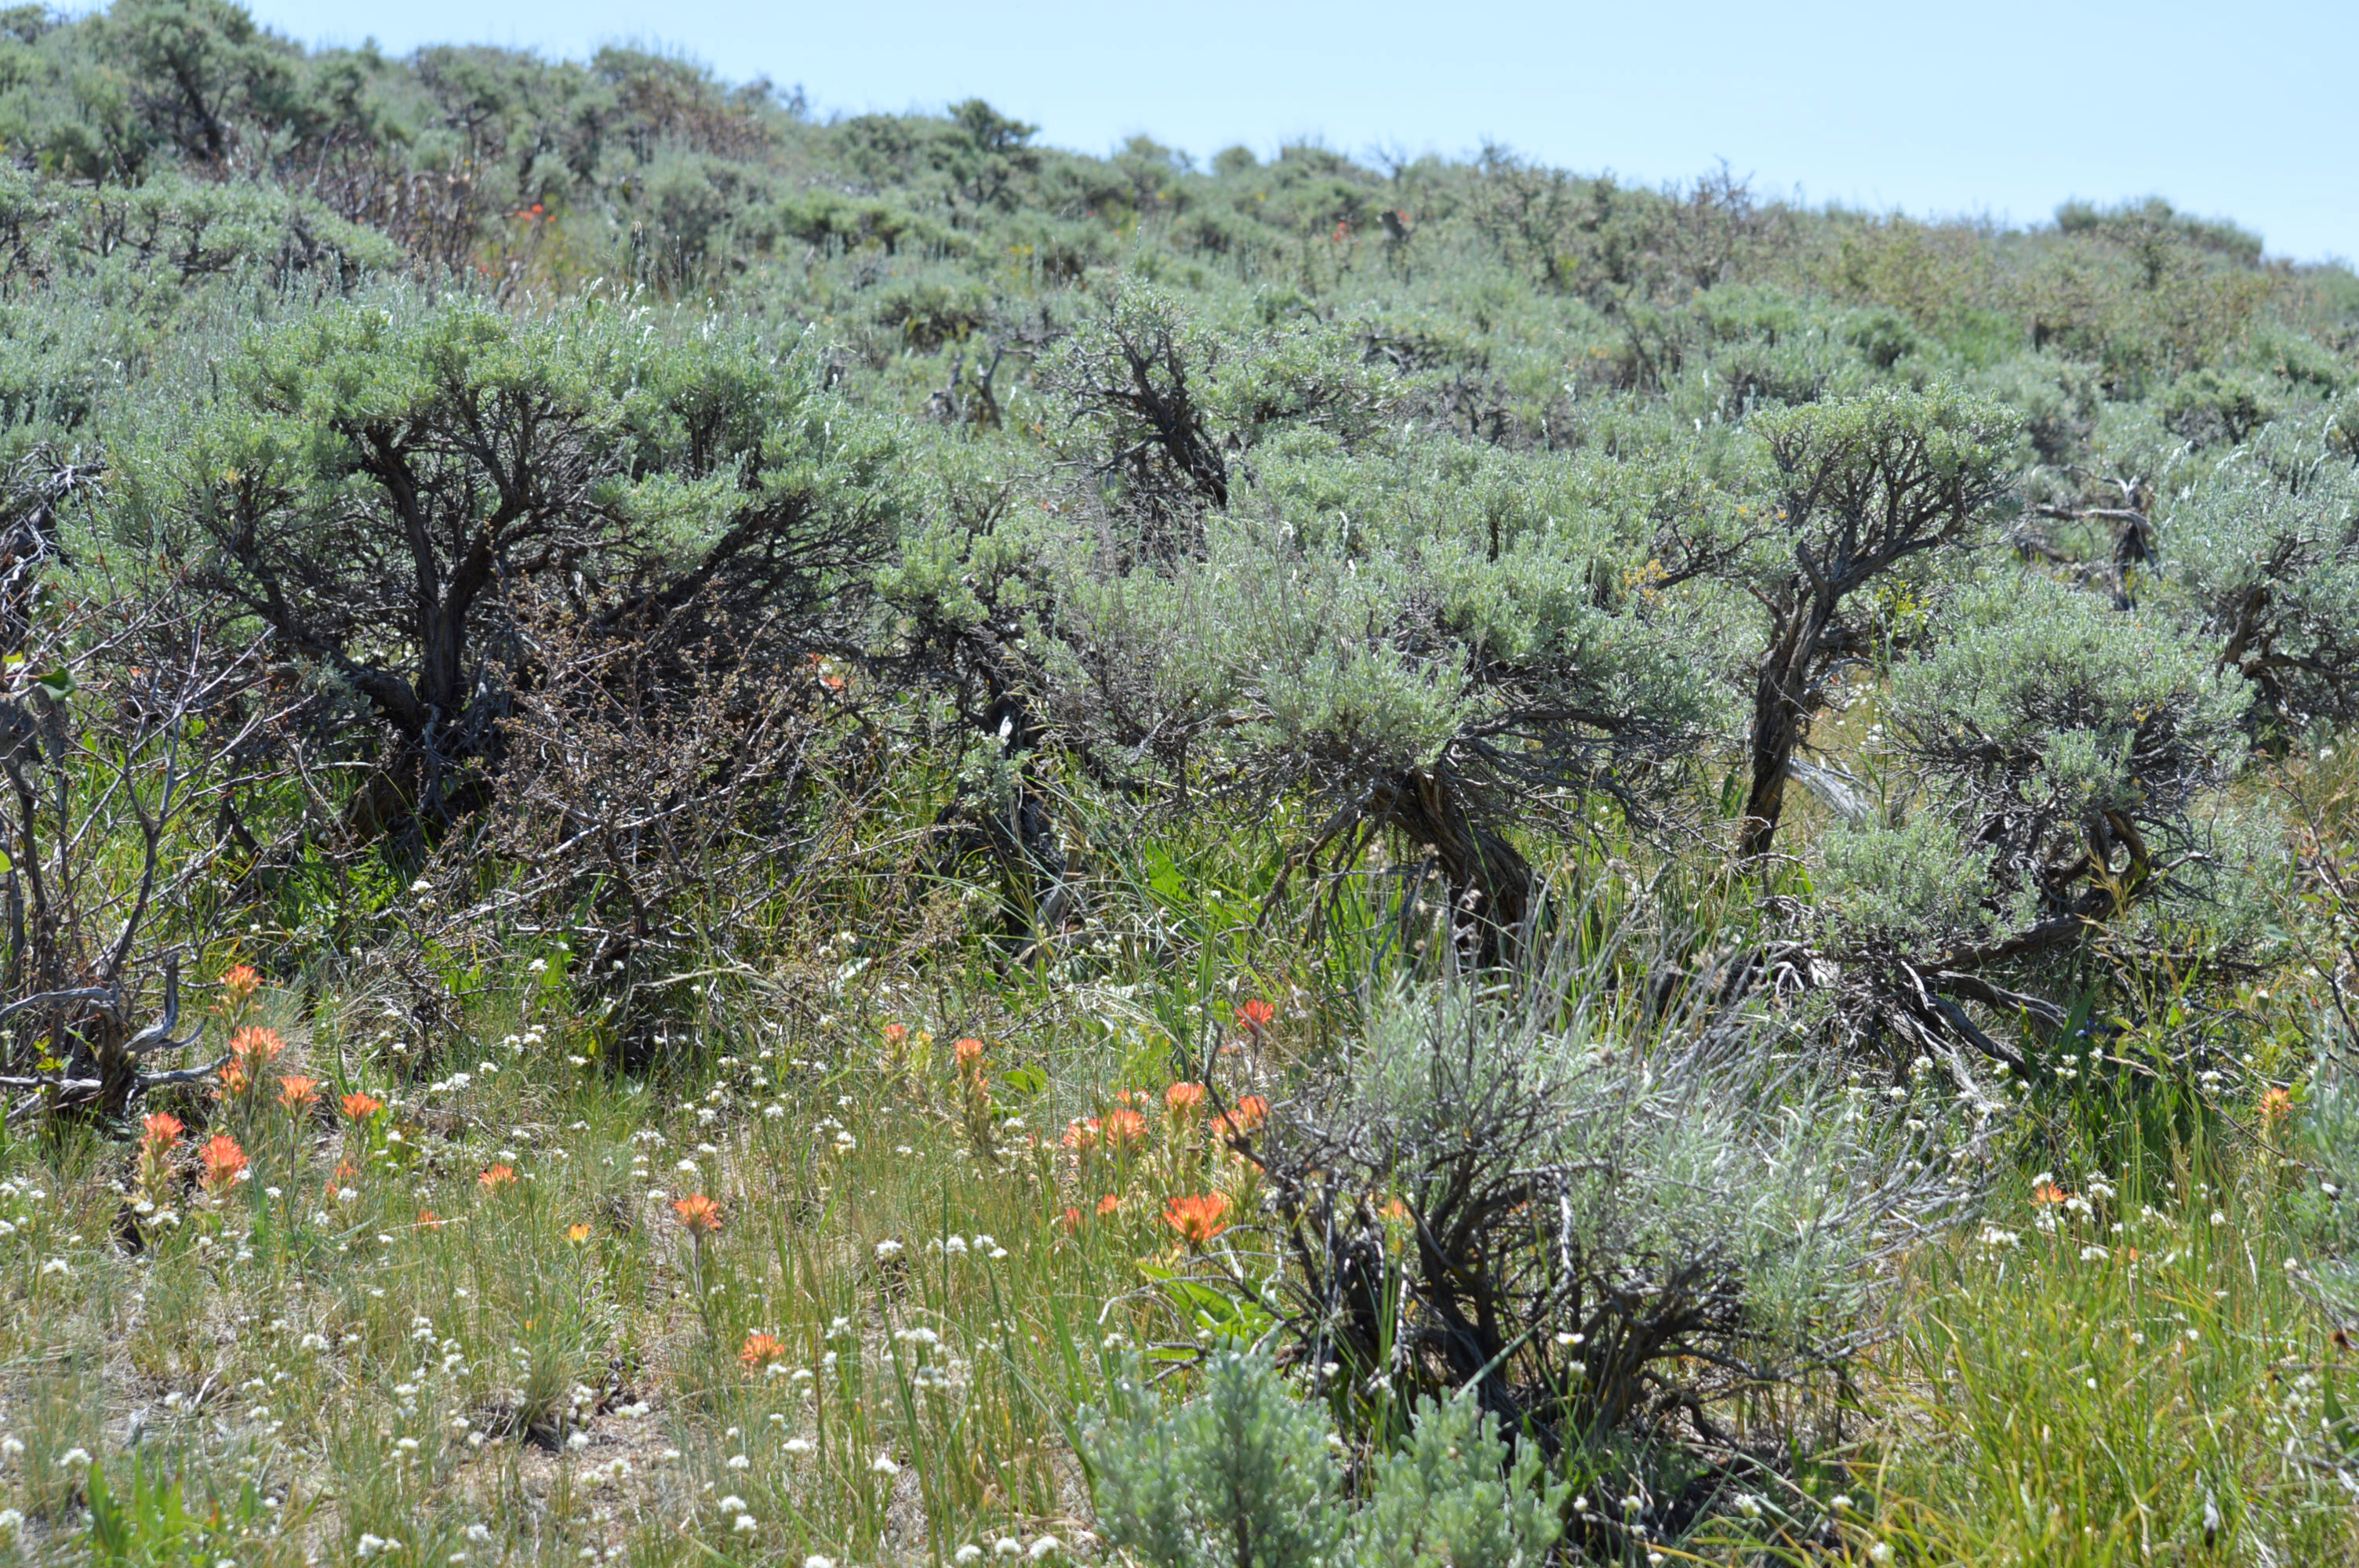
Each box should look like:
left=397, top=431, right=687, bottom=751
left=1367, top=764, right=1532, bottom=967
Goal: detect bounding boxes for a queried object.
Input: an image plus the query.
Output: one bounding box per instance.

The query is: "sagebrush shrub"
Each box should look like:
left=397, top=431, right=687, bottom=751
left=1084, top=1346, right=1565, bottom=1568
left=1244, top=926, right=1965, bottom=1515
left=0, top=7, right=2343, bottom=1559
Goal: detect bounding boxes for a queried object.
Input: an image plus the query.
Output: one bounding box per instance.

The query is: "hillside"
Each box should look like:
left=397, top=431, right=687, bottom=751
left=0, top=2, right=2350, bottom=1564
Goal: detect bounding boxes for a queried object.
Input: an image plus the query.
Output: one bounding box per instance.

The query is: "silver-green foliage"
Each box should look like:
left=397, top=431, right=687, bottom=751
left=1256, top=950, right=1965, bottom=1458
left=1816, top=810, right=2027, bottom=959
left=1085, top=1348, right=1343, bottom=1568
left=2163, top=420, right=2359, bottom=731
left=1084, top=1347, right=1565, bottom=1568
left=1350, top=1391, right=1568, bottom=1568
left=1038, top=434, right=1732, bottom=809
left=1819, top=572, right=2255, bottom=960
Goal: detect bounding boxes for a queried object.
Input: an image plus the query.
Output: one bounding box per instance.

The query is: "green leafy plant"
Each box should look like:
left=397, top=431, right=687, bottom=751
left=1084, top=1345, right=1565, bottom=1568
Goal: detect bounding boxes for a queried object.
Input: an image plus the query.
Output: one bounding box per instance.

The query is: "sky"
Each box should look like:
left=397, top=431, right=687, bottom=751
left=240, top=0, right=2359, bottom=264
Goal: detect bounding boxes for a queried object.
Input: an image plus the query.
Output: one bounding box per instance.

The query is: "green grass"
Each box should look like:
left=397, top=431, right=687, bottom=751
left=0, top=953, right=1296, bottom=1566
left=0, top=953, right=2347, bottom=1566
left=0, top=795, right=2350, bottom=1566
left=1856, top=1148, right=2359, bottom=1565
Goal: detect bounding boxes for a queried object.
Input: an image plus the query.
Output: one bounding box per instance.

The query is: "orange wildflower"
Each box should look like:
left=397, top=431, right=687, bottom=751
left=2261, top=1086, right=2294, bottom=1122
left=1096, top=1193, right=1121, bottom=1216
left=954, top=1036, right=986, bottom=1073
left=230, top=1025, right=284, bottom=1067
left=1165, top=1081, right=1207, bottom=1118
left=672, top=1192, right=722, bottom=1236
left=340, top=1091, right=384, bottom=1121
left=1215, top=1094, right=1272, bottom=1138
left=883, top=1022, right=908, bottom=1045
left=1238, top=999, right=1274, bottom=1032
left=566, top=1222, right=593, bottom=1243
left=1059, top=1206, right=1082, bottom=1232
left=278, top=1075, right=319, bottom=1109
left=220, top=1026, right=285, bottom=1097
left=219, top=964, right=261, bottom=1006
left=1163, top=1192, right=1231, bottom=1245
left=2032, top=1182, right=2070, bottom=1206
left=198, top=1134, right=248, bottom=1193
left=1100, top=1108, right=1148, bottom=1149
left=740, top=1331, right=787, bottom=1369
left=478, top=1164, right=518, bottom=1190
left=136, top=1112, right=184, bottom=1205
left=1379, top=1196, right=1410, bottom=1224
left=1063, top=1109, right=1146, bottom=1151
left=416, top=1210, right=444, bottom=1229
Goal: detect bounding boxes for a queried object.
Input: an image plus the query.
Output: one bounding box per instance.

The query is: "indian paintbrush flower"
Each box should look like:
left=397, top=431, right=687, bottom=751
left=218, top=964, right=261, bottom=1010
left=198, top=1134, right=248, bottom=1195
left=1163, top=1192, right=1231, bottom=1245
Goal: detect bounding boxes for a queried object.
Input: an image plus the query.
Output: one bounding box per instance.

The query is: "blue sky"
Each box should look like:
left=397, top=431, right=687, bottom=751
left=243, top=0, right=2358, bottom=263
